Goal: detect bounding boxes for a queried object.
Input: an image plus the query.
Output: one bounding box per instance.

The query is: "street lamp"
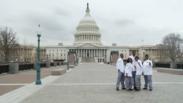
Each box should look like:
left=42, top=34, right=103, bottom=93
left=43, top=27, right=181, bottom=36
left=35, top=25, right=42, bottom=85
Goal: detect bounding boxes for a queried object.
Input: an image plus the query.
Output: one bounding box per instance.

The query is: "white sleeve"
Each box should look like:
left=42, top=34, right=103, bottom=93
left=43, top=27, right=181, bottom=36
left=139, top=60, right=143, bottom=68
left=124, top=65, right=128, bottom=74
left=121, top=60, right=125, bottom=71
left=125, top=64, right=130, bottom=72
left=142, top=61, right=146, bottom=72
left=150, top=61, right=153, bottom=67
left=116, top=59, right=119, bottom=70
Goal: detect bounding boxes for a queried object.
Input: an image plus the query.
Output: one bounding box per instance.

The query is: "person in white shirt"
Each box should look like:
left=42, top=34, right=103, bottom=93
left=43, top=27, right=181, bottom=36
left=143, top=54, right=153, bottom=91
left=116, top=53, right=125, bottom=91
left=125, top=58, right=134, bottom=91
left=134, top=56, right=143, bottom=91
left=129, top=54, right=136, bottom=90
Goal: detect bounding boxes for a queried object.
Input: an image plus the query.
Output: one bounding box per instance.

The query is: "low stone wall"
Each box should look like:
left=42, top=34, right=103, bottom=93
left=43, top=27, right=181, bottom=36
left=51, top=68, right=66, bottom=76
left=157, top=68, right=183, bottom=75
left=0, top=62, right=66, bottom=74
left=0, top=64, right=9, bottom=74
left=69, top=65, right=75, bottom=68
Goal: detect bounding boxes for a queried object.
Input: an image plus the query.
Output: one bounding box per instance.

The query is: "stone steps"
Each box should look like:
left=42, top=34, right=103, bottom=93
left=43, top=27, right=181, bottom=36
left=81, top=57, right=95, bottom=62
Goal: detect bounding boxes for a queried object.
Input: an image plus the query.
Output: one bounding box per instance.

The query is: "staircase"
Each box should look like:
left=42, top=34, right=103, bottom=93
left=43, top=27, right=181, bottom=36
left=81, top=57, right=95, bottom=63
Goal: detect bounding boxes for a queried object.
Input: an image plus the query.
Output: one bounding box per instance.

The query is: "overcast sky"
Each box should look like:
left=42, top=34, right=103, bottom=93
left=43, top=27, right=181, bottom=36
left=0, top=0, right=183, bottom=46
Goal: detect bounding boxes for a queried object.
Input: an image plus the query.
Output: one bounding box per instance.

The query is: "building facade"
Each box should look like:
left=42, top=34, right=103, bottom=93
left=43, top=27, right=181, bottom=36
left=2, top=45, right=47, bottom=63
left=45, top=3, right=168, bottom=64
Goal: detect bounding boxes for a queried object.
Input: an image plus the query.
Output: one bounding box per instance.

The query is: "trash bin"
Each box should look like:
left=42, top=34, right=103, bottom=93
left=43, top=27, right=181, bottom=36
left=9, top=62, right=19, bottom=74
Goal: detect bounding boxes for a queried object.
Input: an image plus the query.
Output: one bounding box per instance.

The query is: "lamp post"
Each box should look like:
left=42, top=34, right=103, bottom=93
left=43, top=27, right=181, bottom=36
left=67, top=52, right=70, bottom=70
left=35, top=26, right=42, bottom=85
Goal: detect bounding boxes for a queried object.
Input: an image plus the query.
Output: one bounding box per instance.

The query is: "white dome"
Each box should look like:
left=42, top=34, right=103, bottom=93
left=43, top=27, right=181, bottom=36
left=74, top=3, right=102, bottom=46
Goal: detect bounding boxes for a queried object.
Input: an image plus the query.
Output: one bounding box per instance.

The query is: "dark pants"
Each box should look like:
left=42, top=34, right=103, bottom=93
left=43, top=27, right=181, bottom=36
left=132, top=71, right=136, bottom=89
left=144, top=75, right=152, bottom=89
left=135, top=75, right=141, bottom=90
left=116, top=70, right=125, bottom=89
left=125, top=77, right=133, bottom=89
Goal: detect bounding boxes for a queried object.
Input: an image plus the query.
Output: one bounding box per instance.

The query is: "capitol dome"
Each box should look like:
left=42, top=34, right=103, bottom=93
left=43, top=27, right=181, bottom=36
left=74, top=3, right=102, bottom=46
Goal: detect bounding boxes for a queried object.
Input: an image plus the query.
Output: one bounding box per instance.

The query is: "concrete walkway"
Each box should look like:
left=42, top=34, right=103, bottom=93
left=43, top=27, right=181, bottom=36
left=0, top=66, right=65, bottom=95
left=20, top=63, right=183, bottom=103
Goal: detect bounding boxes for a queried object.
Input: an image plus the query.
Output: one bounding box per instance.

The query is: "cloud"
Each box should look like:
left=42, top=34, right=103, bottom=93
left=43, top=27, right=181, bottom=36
left=0, top=0, right=183, bottom=46
left=54, top=7, right=71, bottom=17
left=115, top=19, right=135, bottom=27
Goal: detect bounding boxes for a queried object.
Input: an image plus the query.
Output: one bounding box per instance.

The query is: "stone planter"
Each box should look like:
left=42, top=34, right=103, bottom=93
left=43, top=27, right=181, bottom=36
left=9, top=62, right=19, bottom=74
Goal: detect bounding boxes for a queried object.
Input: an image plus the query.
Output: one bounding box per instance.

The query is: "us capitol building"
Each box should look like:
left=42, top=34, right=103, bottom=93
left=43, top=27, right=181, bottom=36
left=45, top=3, right=166, bottom=64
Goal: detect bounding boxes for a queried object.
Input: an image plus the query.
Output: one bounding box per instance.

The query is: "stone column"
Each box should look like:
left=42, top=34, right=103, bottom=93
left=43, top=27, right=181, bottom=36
left=77, top=49, right=79, bottom=57
left=86, top=49, right=87, bottom=57
left=82, top=49, right=84, bottom=57
left=83, top=49, right=84, bottom=57
left=102, top=49, right=104, bottom=57
left=79, top=49, right=81, bottom=57
left=88, top=49, right=89, bottom=57
left=92, top=49, right=94, bottom=57
left=83, top=49, right=85, bottom=57
left=99, top=49, right=101, bottom=57
left=95, top=49, right=96, bottom=57
left=97, top=49, right=99, bottom=57
left=88, top=49, right=90, bottom=57
left=98, top=49, right=99, bottom=57
left=93, top=49, right=95, bottom=57
left=81, top=49, right=82, bottom=57
left=90, top=49, right=91, bottom=57
left=86, top=49, right=88, bottom=57
left=85, top=49, right=86, bottom=57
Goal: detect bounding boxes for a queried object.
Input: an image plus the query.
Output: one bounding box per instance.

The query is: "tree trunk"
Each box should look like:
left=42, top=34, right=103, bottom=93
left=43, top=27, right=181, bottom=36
left=4, top=50, right=9, bottom=63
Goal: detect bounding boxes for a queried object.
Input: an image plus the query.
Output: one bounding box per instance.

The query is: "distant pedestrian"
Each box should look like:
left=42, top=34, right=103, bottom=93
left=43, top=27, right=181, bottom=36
left=143, top=54, right=153, bottom=91
left=125, top=58, right=134, bottom=91
left=116, top=53, right=125, bottom=91
left=134, top=56, right=143, bottom=91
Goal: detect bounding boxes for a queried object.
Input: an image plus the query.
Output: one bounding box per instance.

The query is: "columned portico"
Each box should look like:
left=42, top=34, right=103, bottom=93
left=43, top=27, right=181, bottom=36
left=69, top=47, right=107, bottom=63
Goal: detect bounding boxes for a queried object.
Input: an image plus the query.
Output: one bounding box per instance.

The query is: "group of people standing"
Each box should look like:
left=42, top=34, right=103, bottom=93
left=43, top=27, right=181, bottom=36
left=116, top=53, right=153, bottom=91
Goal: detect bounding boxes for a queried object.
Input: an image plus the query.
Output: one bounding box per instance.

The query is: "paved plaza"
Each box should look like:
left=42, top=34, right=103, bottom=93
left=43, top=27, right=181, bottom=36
left=15, top=63, right=183, bottom=103
left=0, top=66, right=65, bottom=95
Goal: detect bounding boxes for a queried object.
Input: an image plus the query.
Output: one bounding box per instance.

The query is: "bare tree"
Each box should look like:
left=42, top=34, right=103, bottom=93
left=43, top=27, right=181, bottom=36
left=162, top=33, right=183, bottom=68
left=0, top=27, right=18, bottom=63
